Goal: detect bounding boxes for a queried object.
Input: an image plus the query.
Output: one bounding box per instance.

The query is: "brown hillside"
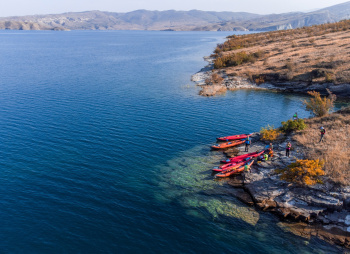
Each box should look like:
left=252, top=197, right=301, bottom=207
left=213, top=20, right=350, bottom=85
left=293, top=106, right=350, bottom=186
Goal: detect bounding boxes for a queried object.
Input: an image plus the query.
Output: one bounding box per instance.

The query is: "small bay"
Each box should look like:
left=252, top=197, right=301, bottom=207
left=0, top=30, right=342, bottom=253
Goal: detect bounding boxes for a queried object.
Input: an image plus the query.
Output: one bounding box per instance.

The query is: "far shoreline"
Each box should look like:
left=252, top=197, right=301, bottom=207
left=196, top=20, right=350, bottom=99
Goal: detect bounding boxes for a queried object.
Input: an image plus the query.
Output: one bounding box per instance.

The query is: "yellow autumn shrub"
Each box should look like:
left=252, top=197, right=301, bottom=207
left=303, top=90, right=336, bottom=117
left=260, top=125, right=281, bottom=141
left=276, top=159, right=325, bottom=185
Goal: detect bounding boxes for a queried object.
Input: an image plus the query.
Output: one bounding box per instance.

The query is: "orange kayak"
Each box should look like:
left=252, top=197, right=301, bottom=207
left=215, top=160, right=254, bottom=178
left=212, top=160, right=246, bottom=172
left=211, top=140, right=244, bottom=150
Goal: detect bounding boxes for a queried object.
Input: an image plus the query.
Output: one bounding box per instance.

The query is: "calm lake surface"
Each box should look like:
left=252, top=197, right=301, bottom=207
left=0, top=31, right=343, bottom=253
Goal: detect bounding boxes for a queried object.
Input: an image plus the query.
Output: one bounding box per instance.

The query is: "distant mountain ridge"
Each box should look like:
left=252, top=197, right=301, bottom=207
left=1, top=1, right=350, bottom=31
left=0, top=10, right=261, bottom=31
left=204, top=2, right=350, bottom=31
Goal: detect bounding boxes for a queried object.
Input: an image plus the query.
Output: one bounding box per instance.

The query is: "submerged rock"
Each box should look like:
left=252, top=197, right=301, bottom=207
left=156, top=145, right=261, bottom=228
left=199, top=84, right=227, bottom=96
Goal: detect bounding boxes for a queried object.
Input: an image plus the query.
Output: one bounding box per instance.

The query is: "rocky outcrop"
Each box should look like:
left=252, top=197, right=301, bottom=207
left=0, top=21, right=46, bottom=30
left=191, top=57, right=213, bottom=85
left=199, top=85, right=227, bottom=96
left=0, top=20, right=69, bottom=31
left=192, top=60, right=262, bottom=96
left=192, top=58, right=228, bottom=96
left=193, top=62, right=350, bottom=98
left=224, top=133, right=350, bottom=248
left=259, top=82, right=350, bottom=98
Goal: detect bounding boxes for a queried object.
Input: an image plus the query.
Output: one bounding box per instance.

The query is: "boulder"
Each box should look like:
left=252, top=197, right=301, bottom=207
left=344, top=197, right=350, bottom=211
left=231, top=189, right=254, bottom=206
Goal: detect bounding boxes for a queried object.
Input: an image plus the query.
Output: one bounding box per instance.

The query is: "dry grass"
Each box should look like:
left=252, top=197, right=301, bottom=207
left=213, top=20, right=350, bottom=84
left=293, top=107, right=350, bottom=186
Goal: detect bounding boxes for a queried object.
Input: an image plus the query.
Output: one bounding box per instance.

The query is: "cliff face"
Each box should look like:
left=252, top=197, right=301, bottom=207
left=0, top=21, right=45, bottom=30
left=1, top=2, right=350, bottom=31
left=0, top=10, right=260, bottom=31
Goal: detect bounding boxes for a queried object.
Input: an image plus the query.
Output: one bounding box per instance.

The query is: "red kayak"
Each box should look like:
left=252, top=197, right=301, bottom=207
left=212, top=160, right=246, bottom=172
left=220, top=150, right=265, bottom=164
left=215, top=160, right=254, bottom=178
left=216, top=133, right=252, bottom=142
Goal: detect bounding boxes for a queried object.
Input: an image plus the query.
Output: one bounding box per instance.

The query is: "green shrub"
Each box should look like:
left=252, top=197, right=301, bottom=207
left=325, top=72, right=334, bottom=82
left=213, top=51, right=264, bottom=69
left=252, top=50, right=265, bottom=58
left=214, top=57, right=227, bottom=69
left=281, top=119, right=307, bottom=133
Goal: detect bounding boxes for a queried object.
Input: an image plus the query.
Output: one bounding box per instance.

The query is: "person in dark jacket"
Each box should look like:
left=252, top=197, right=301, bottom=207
left=286, top=142, right=292, bottom=157
left=319, top=127, right=326, bottom=142
left=245, top=136, right=251, bottom=152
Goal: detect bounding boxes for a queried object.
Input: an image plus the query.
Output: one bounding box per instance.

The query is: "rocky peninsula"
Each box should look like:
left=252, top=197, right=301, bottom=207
left=211, top=106, right=350, bottom=249
left=193, top=23, right=350, bottom=248
left=193, top=20, right=350, bottom=98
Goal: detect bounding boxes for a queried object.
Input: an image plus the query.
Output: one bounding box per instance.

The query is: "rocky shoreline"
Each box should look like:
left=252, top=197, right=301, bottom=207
left=220, top=133, right=350, bottom=249
left=191, top=59, right=260, bottom=97
left=193, top=56, right=350, bottom=249
left=192, top=58, right=350, bottom=98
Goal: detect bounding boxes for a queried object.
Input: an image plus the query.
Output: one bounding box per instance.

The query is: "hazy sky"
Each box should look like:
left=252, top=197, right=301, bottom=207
left=1, top=0, right=348, bottom=17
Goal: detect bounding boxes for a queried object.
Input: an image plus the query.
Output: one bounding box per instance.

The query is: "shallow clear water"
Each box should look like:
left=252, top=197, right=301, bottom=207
left=0, top=30, right=342, bottom=253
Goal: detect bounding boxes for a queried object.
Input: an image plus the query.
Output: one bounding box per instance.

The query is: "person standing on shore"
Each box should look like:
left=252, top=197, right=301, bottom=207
left=293, top=112, right=298, bottom=121
left=319, top=127, right=326, bottom=142
left=245, top=136, right=250, bottom=152
left=286, top=142, right=292, bottom=157
left=268, top=148, right=274, bottom=158
left=243, top=162, right=252, bottom=184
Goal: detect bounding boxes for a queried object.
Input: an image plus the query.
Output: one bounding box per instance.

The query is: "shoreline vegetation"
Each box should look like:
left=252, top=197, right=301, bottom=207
left=211, top=105, right=350, bottom=249
left=193, top=20, right=350, bottom=98
left=193, top=20, right=350, bottom=249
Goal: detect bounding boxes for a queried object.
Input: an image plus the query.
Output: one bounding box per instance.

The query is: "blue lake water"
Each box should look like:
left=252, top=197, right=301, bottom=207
left=0, top=30, right=343, bottom=253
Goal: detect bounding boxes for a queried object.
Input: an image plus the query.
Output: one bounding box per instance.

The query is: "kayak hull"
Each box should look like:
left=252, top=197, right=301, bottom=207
left=212, top=160, right=246, bottom=172
left=215, top=166, right=245, bottom=177
left=220, top=150, right=265, bottom=164
left=211, top=140, right=245, bottom=150
left=216, top=134, right=252, bottom=142
left=215, top=160, right=254, bottom=178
